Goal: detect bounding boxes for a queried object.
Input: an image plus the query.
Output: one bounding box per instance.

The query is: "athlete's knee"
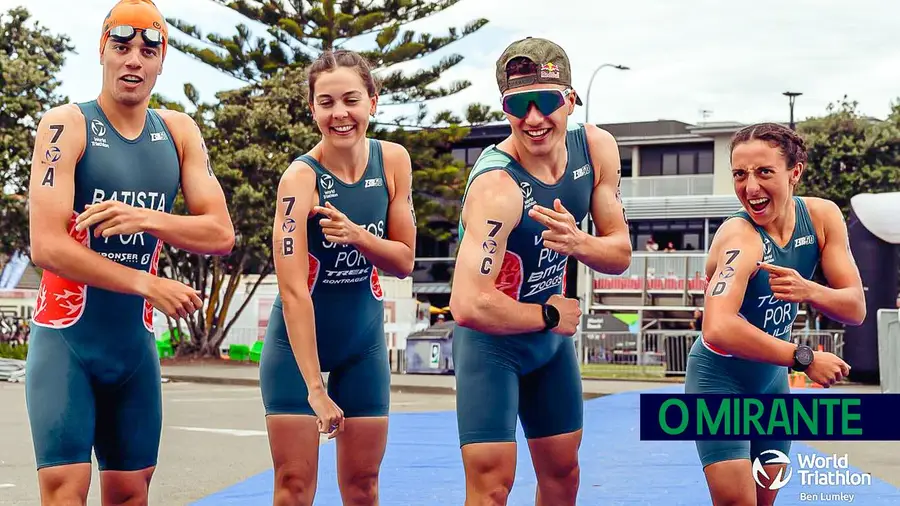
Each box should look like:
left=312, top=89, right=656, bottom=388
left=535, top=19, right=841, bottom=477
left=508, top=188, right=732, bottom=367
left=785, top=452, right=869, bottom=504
left=534, top=451, right=579, bottom=503
left=462, top=444, right=515, bottom=505
left=37, top=465, right=92, bottom=506
left=340, top=467, right=379, bottom=506
left=38, top=488, right=88, bottom=506
left=540, top=456, right=579, bottom=489
left=99, top=468, right=154, bottom=506
left=273, top=461, right=316, bottom=506
left=711, top=492, right=755, bottom=506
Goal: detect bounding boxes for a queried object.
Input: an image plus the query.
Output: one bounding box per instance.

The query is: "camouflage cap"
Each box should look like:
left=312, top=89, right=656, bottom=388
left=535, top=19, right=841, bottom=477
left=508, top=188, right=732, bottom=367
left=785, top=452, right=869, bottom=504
left=496, top=37, right=582, bottom=105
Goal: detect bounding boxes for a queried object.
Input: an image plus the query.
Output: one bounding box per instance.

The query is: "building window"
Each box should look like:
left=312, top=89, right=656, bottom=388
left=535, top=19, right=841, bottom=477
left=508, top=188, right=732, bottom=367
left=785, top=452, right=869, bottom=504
left=662, top=153, right=678, bottom=175
left=697, top=150, right=713, bottom=174
left=466, top=147, right=483, bottom=166
left=637, top=143, right=714, bottom=176
left=678, top=152, right=696, bottom=174
left=621, top=158, right=633, bottom=178
left=452, top=148, right=466, bottom=164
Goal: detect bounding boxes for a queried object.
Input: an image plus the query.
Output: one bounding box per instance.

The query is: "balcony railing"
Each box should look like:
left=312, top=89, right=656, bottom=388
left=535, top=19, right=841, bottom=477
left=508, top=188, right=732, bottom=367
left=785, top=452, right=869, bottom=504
left=620, top=174, right=714, bottom=198
left=594, top=252, right=708, bottom=293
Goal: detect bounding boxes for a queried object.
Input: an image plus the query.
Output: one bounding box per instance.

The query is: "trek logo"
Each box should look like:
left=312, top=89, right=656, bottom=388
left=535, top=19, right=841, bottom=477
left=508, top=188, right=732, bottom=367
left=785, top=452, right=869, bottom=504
left=365, top=177, right=383, bottom=188
left=150, top=132, right=167, bottom=142
left=322, top=220, right=385, bottom=285
left=794, top=235, right=814, bottom=247
left=573, top=164, right=591, bottom=181
left=90, top=119, right=109, bottom=149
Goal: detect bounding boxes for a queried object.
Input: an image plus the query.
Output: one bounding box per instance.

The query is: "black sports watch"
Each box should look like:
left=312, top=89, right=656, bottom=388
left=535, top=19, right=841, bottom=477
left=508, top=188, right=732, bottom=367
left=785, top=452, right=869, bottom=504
left=792, top=344, right=814, bottom=372
left=541, top=304, right=560, bottom=331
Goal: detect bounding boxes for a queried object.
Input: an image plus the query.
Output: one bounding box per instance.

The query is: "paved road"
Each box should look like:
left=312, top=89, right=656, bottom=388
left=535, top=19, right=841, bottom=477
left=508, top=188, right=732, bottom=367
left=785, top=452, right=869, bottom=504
left=0, top=382, right=456, bottom=506
left=2, top=379, right=898, bottom=505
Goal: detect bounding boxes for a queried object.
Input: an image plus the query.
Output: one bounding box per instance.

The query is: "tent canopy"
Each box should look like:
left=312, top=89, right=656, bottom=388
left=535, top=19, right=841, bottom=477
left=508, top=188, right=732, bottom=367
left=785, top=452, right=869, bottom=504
left=851, top=192, right=900, bottom=245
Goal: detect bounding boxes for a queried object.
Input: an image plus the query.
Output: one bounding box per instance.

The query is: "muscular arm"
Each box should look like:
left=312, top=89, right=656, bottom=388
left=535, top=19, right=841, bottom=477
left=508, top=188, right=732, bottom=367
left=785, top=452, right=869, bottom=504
left=351, top=142, right=415, bottom=278
left=273, top=164, right=325, bottom=394
left=573, top=125, right=632, bottom=274
left=701, top=220, right=797, bottom=366
left=144, top=111, right=235, bottom=255
left=805, top=198, right=866, bottom=325
left=29, top=106, right=154, bottom=295
left=449, top=171, right=546, bottom=334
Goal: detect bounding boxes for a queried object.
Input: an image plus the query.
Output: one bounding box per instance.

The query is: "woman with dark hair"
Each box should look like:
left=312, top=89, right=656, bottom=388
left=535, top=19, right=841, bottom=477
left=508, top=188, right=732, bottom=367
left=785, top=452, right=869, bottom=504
left=685, top=122, right=865, bottom=505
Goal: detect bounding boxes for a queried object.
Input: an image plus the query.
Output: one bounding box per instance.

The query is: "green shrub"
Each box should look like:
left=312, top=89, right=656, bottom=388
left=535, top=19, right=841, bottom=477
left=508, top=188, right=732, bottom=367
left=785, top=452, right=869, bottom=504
left=0, top=343, right=28, bottom=360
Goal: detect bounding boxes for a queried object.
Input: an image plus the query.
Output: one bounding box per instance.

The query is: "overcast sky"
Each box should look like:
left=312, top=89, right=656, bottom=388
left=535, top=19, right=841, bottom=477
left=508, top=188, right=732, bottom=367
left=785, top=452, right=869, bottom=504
left=5, top=0, right=899, bottom=127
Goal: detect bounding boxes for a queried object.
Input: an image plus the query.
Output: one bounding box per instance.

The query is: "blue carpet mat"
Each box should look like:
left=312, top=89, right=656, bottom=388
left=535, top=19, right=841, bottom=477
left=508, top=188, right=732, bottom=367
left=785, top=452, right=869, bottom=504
left=192, top=385, right=900, bottom=505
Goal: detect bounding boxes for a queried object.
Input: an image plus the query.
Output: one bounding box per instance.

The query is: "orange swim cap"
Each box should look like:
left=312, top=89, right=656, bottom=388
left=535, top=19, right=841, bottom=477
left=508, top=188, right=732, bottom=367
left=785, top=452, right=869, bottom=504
left=99, top=0, right=168, bottom=59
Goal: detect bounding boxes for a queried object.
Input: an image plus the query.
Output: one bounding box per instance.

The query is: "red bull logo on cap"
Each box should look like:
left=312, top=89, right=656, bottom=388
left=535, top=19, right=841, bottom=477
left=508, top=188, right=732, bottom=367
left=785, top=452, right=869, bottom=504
left=541, top=62, right=560, bottom=79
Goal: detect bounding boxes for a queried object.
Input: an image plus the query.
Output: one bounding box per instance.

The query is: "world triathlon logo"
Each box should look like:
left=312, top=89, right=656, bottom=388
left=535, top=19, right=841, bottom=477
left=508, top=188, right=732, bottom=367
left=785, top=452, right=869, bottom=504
left=752, top=451, right=872, bottom=501
left=753, top=449, right=793, bottom=490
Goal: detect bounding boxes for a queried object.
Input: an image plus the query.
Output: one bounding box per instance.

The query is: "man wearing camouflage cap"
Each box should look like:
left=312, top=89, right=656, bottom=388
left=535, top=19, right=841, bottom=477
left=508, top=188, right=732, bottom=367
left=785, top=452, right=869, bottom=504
left=449, top=36, right=632, bottom=505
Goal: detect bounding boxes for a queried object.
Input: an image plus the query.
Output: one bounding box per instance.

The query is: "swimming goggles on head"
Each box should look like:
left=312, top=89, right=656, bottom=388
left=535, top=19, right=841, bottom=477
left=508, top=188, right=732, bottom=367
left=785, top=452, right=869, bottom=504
left=108, top=25, right=164, bottom=47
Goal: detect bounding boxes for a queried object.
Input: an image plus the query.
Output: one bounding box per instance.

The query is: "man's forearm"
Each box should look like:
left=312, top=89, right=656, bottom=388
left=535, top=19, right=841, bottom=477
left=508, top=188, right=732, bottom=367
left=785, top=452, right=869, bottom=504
left=143, top=210, right=234, bottom=256
left=806, top=282, right=866, bottom=326
left=573, top=231, right=632, bottom=275
left=32, top=239, right=149, bottom=296
left=452, top=290, right=546, bottom=335
left=354, top=230, right=414, bottom=278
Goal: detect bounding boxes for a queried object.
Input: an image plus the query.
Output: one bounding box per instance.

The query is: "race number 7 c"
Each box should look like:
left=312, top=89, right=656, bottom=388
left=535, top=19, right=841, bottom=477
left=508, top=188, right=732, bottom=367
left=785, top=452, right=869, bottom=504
left=479, top=219, right=503, bottom=275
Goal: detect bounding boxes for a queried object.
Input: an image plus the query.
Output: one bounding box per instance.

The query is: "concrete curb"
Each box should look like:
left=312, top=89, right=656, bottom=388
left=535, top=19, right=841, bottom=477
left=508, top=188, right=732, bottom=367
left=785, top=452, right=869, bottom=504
left=162, top=374, right=459, bottom=395
left=161, top=374, right=610, bottom=399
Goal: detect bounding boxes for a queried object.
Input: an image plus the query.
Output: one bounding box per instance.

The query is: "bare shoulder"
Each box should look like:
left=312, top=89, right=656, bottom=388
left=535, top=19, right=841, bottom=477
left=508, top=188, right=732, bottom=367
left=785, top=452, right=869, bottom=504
left=801, top=196, right=846, bottom=249
left=280, top=158, right=318, bottom=187
left=34, top=104, right=86, bottom=157
left=38, top=104, right=85, bottom=137
left=464, top=169, right=522, bottom=207
left=709, top=217, right=762, bottom=256
left=583, top=123, right=617, bottom=145
left=377, top=139, right=411, bottom=165
left=582, top=123, right=620, bottom=184
left=461, top=168, right=523, bottom=226
left=42, top=103, right=84, bottom=123
left=801, top=196, right=843, bottom=221
left=155, top=109, right=196, bottom=133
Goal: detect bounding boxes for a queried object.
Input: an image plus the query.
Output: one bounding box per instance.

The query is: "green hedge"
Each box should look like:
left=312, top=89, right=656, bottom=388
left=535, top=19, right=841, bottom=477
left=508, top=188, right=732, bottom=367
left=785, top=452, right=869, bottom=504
left=0, top=343, right=28, bottom=360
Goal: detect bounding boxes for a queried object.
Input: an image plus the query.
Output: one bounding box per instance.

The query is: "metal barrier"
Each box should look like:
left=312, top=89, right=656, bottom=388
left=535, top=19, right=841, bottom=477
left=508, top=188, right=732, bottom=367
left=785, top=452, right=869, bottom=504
left=580, top=329, right=845, bottom=379
left=877, top=309, right=900, bottom=393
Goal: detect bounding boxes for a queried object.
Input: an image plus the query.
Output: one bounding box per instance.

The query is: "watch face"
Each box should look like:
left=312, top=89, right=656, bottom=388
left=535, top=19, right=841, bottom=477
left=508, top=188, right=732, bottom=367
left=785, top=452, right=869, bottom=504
left=797, top=346, right=814, bottom=365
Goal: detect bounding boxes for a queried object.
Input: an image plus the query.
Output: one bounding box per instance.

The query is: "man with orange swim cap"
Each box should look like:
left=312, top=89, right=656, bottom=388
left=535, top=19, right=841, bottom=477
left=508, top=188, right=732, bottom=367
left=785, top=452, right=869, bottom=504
left=24, top=0, right=235, bottom=503
left=99, top=0, right=169, bottom=59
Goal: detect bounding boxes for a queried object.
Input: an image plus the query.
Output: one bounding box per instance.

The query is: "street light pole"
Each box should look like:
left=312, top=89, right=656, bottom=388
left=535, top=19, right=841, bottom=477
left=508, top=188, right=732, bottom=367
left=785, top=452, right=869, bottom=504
left=585, top=63, right=630, bottom=124
left=783, top=91, right=802, bottom=130
left=577, top=63, right=629, bottom=366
